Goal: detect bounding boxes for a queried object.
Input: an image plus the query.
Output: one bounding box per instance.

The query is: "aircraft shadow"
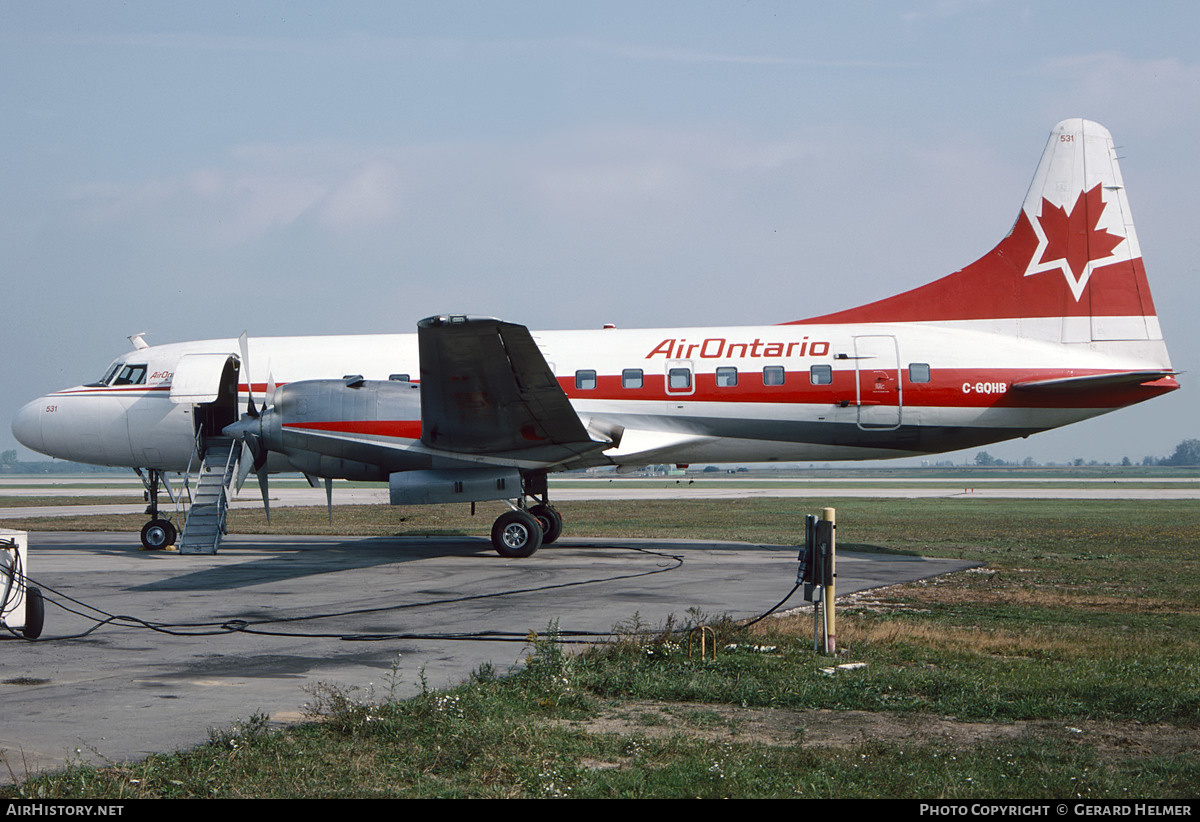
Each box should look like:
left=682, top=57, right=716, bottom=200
left=130, top=533, right=807, bottom=592
left=132, top=534, right=496, bottom=591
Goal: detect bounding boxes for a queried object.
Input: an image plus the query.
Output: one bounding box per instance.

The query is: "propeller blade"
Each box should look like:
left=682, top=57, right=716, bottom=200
left=257, top=467, right=270, bottom=524
left=223, top=415, right=270, bottom=510
left=325, top=477, right=333, bottom=524
left=235, top=441, right=253, bottom=493
left=238, top=331, right=258, bottom=418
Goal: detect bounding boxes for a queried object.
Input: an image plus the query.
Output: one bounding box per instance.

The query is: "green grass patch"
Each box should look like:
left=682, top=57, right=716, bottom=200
left=0, top=495, right=141, bottom=508
left=3, top=497, right=1198, bottom=798
left=5, top=625, right=1197, bottom=798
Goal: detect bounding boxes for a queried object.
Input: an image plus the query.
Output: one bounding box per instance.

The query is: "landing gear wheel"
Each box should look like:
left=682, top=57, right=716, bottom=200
left=529, top=504, right=563, bottom=545
left=22, top=586, right=44, bottom=640
left=140, top=519, right=177, bottom=551
left=491, top=510, right=543, bottom=558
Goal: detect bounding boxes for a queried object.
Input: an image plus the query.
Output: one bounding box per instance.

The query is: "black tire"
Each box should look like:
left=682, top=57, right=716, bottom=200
left=529, top=504, right=563, bottom=545
left=140, top=519, right=176, bottom=551
left=22, top=586, right=44, bottom=640
left=491, top=510, right=543, bottom=558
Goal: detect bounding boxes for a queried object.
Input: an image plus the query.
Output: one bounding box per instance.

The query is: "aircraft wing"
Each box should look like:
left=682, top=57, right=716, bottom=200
left=417, top=315, right=608, bottom=464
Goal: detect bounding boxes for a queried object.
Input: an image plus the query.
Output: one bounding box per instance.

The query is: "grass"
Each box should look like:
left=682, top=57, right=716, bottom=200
left=3, top=496, right=1199, bottom=798
left=0, top=495, right=141, bottom=507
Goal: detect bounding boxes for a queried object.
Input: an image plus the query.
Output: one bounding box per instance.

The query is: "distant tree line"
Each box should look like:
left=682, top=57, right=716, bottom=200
left=972, top=452, right=1040, bottom=467
left=0, top=450, right=127, bottom=474
left=1142, top=439, right=1200, bottom=467
left=972, top=438, right=1200, bottom=468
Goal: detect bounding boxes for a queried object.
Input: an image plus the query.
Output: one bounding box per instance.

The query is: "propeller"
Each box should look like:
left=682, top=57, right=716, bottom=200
left=225, top=333, right=332, bottom=526
left=226, top=332, right=273, bottom=522
left=231, top=370, right=278, bottom=490
left=238, top=332, right=262, bottom=418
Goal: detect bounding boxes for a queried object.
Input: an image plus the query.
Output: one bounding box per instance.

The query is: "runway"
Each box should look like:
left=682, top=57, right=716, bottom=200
left=2, top=474, right=1198, bottom=520
left=0, top=530, right=975, bottom=781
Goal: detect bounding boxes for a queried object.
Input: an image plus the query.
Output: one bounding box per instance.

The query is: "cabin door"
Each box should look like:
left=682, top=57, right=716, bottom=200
left=853, top=335, right=902, bottom=430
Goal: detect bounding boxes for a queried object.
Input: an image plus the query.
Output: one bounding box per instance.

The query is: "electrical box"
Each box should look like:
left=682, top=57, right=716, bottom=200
left=799, top=515, right=834, bottom=602
left=1, top=528, right=43, bottom=639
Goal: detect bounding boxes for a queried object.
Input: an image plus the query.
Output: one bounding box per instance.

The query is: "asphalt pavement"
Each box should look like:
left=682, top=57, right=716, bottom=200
left=1, top=529, right=975, bottom=781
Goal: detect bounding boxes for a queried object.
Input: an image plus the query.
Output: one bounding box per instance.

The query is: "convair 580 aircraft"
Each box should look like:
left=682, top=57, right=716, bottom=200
left=12, top=120, right=1178, bottom=557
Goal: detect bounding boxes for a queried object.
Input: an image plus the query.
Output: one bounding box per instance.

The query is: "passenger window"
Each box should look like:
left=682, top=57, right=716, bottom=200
left=622, top=368, right=643, bottom=389
left=763, top=366, right=785, bottom=386
left=575, top=369, right=597, bottom=390
left=668, top=367, right=692, bottom=390
left=716, top=367, right=738, bottom=387
left=908, top=363, right=931, bottom=383
left=810, top=364, right=833, bottom=385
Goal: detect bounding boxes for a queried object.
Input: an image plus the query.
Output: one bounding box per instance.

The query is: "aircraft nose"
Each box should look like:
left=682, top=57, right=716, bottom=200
left=11, top=398, right=46, bottom=455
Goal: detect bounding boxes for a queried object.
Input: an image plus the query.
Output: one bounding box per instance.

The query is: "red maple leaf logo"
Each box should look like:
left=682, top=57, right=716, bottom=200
left=1035, top=184, right=1124, bottom=283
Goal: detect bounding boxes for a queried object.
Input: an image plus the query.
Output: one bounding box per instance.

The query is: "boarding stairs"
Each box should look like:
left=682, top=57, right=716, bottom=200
left=178, top=436, right=239, bottom=554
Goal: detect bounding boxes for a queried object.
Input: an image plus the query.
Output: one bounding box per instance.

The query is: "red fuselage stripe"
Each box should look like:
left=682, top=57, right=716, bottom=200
left=283, top=420, right=423, bottom=439
left=555, top=369, right=1177, bottom=409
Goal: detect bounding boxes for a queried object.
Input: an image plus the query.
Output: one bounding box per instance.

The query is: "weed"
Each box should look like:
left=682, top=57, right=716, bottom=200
left=301, top=681, right=384, bottom=736
left=207, top=712, right=274, bottom=751
left=518, top=622, right=595, bottom=715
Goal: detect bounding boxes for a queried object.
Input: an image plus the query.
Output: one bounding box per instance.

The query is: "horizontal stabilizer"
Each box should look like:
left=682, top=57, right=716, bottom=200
left=1011, top=370, right=1177, bottom=393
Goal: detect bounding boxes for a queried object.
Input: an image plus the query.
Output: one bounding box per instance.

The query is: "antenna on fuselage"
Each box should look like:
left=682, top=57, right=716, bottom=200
left=128, top=332, right=149, bottom=350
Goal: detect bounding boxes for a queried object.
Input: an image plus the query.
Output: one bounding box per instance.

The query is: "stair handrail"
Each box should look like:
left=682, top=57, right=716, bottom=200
left=178, top=424, right=205, bottom=519
left=216, top=438, right=238, bottom=545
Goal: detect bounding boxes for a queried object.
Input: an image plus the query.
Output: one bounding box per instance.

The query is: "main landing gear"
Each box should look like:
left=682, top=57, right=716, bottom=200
left=488, top=473, right=562, bottom=559
left=135, top=468, right=177, bottom=551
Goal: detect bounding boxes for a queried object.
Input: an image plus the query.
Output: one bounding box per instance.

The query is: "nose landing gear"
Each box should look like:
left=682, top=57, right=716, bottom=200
left=135, top=468, right=178, bottom=551
left=140, top=518, right=178, bottom=551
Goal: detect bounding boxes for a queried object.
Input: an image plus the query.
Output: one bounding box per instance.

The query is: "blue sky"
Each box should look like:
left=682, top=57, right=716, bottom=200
left=2, top=1, right=1196, bottom=464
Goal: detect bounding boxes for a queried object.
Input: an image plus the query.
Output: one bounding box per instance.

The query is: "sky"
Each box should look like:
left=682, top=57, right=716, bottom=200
left=1, top=1, right=1196, bottom=466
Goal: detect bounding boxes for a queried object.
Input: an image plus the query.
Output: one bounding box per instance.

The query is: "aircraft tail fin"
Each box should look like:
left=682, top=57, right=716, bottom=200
left=792, top=119, right=1162, bottom=344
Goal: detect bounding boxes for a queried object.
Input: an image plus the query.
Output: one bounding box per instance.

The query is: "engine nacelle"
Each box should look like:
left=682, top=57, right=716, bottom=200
left=389, top=468, right=522, bottom=505
left=231, top=378, right=428, bottom=481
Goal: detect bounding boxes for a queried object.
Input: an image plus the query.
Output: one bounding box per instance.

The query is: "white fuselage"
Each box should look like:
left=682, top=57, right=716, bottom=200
left=12, top=319, right=1174, bottom=473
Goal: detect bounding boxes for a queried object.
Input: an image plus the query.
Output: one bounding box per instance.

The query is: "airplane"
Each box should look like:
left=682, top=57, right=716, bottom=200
left=11, top=119, right=1178, bottom=558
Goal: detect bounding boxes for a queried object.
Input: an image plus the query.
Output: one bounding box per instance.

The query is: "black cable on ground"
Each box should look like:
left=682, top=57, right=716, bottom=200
left=4, top=542, right=807, bottom=644
left=2, top=543, right=691, bottom=643
left=742, top=581, right=802, bottom=627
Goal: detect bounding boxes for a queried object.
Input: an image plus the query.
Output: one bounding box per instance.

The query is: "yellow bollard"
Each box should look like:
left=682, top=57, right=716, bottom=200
left=687, top=625, right=717, bottom=661
left=822, top=507, right=836, bottom=654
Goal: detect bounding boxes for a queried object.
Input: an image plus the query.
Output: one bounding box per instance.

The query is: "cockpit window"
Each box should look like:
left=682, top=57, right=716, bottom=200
left=91, top=361, right=123, bottom=387
left=89, top=361, right=150, bottom=387
left=110, top=364, right=147, bottom=386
